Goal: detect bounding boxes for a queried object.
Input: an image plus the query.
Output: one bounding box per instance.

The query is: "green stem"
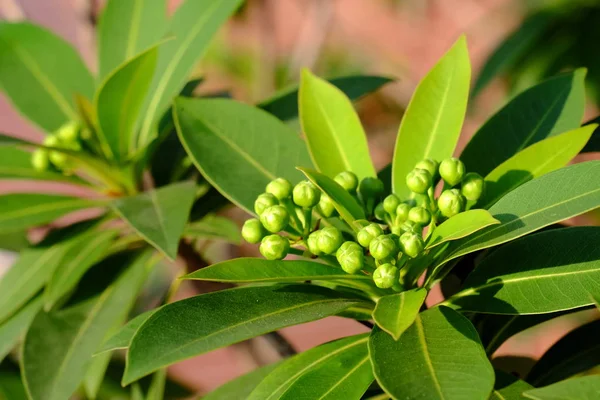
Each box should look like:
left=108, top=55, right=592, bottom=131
left=302, top=208, right=312, bottom=237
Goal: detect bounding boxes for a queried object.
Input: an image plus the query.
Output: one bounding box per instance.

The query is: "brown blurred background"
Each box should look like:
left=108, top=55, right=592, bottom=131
left=1, top=0, right=599, bottom=395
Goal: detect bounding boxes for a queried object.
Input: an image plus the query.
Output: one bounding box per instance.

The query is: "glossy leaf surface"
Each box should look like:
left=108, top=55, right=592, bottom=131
left=523, top=376, right=600, bottom=400
left=426, top=210, right=499, bottom=249
left=372, top=289, right=427, bottom=340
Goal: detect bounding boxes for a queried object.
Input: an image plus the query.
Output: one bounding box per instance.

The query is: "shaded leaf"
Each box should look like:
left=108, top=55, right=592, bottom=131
left=183, top=214, right=240, bottom=243
left=0, top=297, right=42, bottom=362
left=0, top=22, right=94, bottom=132
left=462, top=70, right=586, bottom=177
left=426, top=210, right=499, bottom=249
left=123, top=284, right=365, bottom=384
left=490, top=370, right=533, bottom=400
left=113, top=181, right=196, bottom=259
left=392, top=36, right=470, bottom=198
left=174, top=97, right=312, bottom=214
left=372, top=289, right=427, bottom=340
left=0, top=363, right=27, bottom=400
left=248, top=334, right=369, bottom=400
left=299, top=69, right=376, bottom=180
left=97, top=309, right=156, bottom=354
left=369, top=306, right=494, bottom=400
left=523, top=376, right=600, bottom=400
left=203, top=362, right=282, bottom=400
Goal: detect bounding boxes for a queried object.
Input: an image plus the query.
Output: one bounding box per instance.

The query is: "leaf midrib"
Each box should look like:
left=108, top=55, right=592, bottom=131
left=415, top=315, right=445, bottom=399
left=187, top=274, right=372, bottom=283
left=422, top=64, right=456, bottom=160
left=125, top=0, right=143, bottom=59
left=0, top=198, right=89, bottom=223
left=315, top=355, right=370, bottom=400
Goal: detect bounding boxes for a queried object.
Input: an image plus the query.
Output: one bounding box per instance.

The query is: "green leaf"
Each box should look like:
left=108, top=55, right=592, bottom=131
left=174, top=97, right=312, bottom=214
left=369, top=306, right=494, bottom=400
left=447, top=227, right=600, bottom=314
left=479, top=125, right=596, bottom=208
left=184, top=258, right=373, bottom=283
left=372, top=289, right=427, bottom=341
left=146, top=369, right=166, bottom=400
left=299, top=69, right=376, bottom=180
left=123, top=284, right=365, bottom=384
left=136, top=0, right=244, bottom=148
left=97, top=310, right=156, bottom=354
left=0, top=193, right=96, bottom=233
left=426, top=210, right=499, bottom=249
left=0, top=363, right=28, bottom=400
left=461, top=70, right=586, bottom=177
left=526, top=319, right=600, bottom=386
left=298, top=167, right=365, bottom=225
left=0, top=23, right=94, bottom=132
left=96, top=45, right=160, bottom=161
left=83, top=349, right=112, bottom=400
left=490, top=370, right=533, bottom=400
left=436, top=161, right=600, bottom=271
left=22, top=251, right=155, bottom=400
left=472, top=12, right=554, bottom=96
left=113, top=181, right=196, bottom=259
left=183, top=214, right=240, bottom=244
left=44, top=229, right=117, bottom=310
left=203, top=362, right=282, bottom=400
left=97, top=0, right=167, bottom=80
left=523, top=376, right=600, bottom=400
left=259, top=75, right=392, bottom=122
left=0, top=297, right=42, bottom=362
left=248, top=334, right=369, bottom=400
left=392, top=36, right=470, bottom=198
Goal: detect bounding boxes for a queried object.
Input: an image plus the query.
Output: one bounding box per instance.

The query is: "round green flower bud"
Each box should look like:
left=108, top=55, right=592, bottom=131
left=260, top=205, right=290, bottom=233
left=43, top=134, right=59, bottom=148
left=400, top=232, right=424, bottom=258
left=373, top=263, right=398, bottom=289
left=266, top=178, right=293, bottom=200
left=254, top=193, right=279, bottom=216
left=406, top=168, right=432, bottom=194
left=31, top=149, right=49, bottom=172
left=399, top=220, right=422, bottom=235
left=437, top=189, right=465, bottom=218
left=292, top=180, right=321, bottom=208
left=49, top=150, right=68, bottom=168
left=414, top=158, right=438, bottom=177
left=317, top=226, right=344, bottom=255
left=374, top=203, right=387, bottom=221
left=395, top=203, right=411, bottom=222
left=334, top=171, right=359, bottom=193
left=318, top=193, right=336, bottom=217
left=241, top=218, right=266, bottom=244
left=359, top=177, right=385, bottom=200
left=260, top=235, right=290, bottom=260
left=336, top=241, right=364, bottom=274
left=461, top=172, right=484, bottom=201
left=408, top=206, right=431, bottom=226
left=369, top=235, right=398, bottom=261
left=56, top=121, right=79, bottom=142
left=439, top=157, right=465, bottom=186
left=307, top=231, right=322, bottom=255
left=357, top=223, right=384, bottom=248
left=383, top=194, right=400, bottom=214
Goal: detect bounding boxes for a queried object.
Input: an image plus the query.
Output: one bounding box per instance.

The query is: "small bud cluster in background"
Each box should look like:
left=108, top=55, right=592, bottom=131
left=242, top=157, right=484, bottom=290
left=31, top=121, right=85, bottom=173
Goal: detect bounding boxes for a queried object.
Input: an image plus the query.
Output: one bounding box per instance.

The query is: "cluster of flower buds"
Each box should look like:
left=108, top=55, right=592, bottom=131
left=31, top=121, right=82, bottom=173
left=242, top=159, right=484, bottom=291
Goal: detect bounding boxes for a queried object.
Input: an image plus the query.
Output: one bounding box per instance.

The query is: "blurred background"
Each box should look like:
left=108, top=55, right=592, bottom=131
left=1, top=0, right=599, bottom=395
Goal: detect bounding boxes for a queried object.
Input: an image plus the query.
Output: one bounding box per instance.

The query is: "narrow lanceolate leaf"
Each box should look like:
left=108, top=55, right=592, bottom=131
left=369, top=306, right=494, bottom=400
left=436, top=161, right=600, bottom=270
left=372, top=289, right=427, bottom=341
left=174, top=98, right=313, bottom=214
left=448, top=227, right=600, bottom=314
left=97, top=0, right=167, bottom=80
left=462, top=70, right=586, bottom=177
left=479, top=125, right=596, bottom=208
left=204, top=362, right=282, bottom=400
left=123, top=284, right=365, bottom=384
left=490, top=370, right=533, bottom=400
left=0, top=23, right=94, bottom=132
left=136, top=0, right=244, bottom=148
left=426, top=210, right=499, bottom=249
left=259, top=75, right=392, bottom=122
left=22, top=252, right=155, bottom=400
left=0, top=366, right=28, bottom=400
left=183, top=214, right=240, bottom=244
left=113, top=181, right=196, bottom=259
left=298, top=168, right=365, bottom=224
left=97, top=309, right=156, bottom=354
left=0, top=193, right=96, bottom=233
left=299, top=70, right=376, bottom=180
left=523, top=376, right=600, bottom=400
left=248, top=334, right=370, bottom=400
left=44, top=229, right=118, bottom=310
left=96, top=45, right=160, bottom=160
left=184, top=258, right=373, bottom=283
left=526, top=319, right=600, bottom=386
left=0, top=297, right=42, bottom=362
left=392, top=36, right=470, bottom=197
